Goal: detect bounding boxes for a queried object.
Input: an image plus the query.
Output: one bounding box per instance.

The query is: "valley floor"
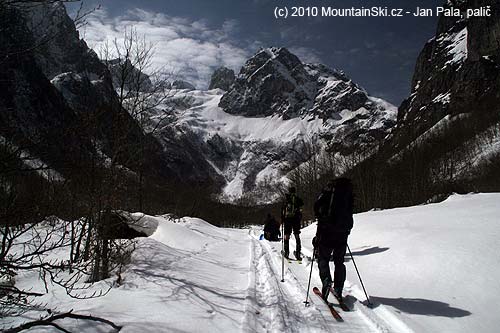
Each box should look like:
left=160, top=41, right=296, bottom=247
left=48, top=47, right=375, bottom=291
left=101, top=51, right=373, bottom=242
left=4, top=193, right=500, bottom=332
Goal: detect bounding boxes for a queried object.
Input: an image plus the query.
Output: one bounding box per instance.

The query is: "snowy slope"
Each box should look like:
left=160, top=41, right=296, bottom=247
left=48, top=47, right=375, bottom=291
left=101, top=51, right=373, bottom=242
left=300, top=192, right=500, bottom=333
left=142, top=47, right=397, bottom=203
left=152, top=88, right=396, bottom=203
left=6, top=216, right=254, bottom=332
left=5, top=215, right=401, bottom=332
left=6, top=193, right=499, bottom=332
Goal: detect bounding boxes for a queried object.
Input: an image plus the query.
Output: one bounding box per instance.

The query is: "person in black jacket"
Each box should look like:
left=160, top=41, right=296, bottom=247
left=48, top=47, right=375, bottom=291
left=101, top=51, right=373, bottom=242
left=281, top=186, right=304, bottom=260
left=312, top=178, right=354, bottom=301
left=263, top=213, right=280, bottom=241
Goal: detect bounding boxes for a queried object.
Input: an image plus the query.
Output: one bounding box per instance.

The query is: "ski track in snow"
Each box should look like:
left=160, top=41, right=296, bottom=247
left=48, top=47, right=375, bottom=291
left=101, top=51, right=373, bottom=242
left=247, top=229, right=410, bottom=333
left=243, top=236, right=331, bottom=332
left=6, top=215, right=415, bottom=333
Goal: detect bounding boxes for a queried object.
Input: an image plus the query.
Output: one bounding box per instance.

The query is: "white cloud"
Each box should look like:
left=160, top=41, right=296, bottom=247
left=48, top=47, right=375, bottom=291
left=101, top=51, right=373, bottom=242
left=80, top=8, right=252, bottom=89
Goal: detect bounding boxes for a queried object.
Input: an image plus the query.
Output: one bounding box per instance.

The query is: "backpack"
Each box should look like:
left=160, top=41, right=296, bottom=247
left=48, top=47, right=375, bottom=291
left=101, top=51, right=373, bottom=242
left=316, top=190, right=335, bottom=219
left=315, top=179, right=354, bottom=231
left=284, top=195, right=297, bottom=218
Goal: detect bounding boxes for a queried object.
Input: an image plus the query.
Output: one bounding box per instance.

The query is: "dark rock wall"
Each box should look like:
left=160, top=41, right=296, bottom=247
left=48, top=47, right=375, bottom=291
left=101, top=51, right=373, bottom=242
left=208, top=67, right=235, bottom=91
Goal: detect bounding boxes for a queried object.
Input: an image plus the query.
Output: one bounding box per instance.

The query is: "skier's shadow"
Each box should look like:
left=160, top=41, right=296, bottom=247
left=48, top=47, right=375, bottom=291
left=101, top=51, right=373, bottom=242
left=332, top=246, right=389, bottom=261
left=366, top=296, right=472, bottom=317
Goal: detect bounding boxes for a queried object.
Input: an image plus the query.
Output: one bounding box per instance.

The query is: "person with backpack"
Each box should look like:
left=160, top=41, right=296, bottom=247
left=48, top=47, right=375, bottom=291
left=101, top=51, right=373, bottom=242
left=312, top=178, right=354, bottom=301
left=281, top=186, right=304, bottom=260
left=263, top=213, right=280, bottom=241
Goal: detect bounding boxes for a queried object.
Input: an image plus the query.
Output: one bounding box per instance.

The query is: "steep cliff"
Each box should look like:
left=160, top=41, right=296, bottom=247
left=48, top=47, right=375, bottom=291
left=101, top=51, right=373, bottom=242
left=350, top=0, right=500, bottom=210
left=0, top=2, right=218, bottom=215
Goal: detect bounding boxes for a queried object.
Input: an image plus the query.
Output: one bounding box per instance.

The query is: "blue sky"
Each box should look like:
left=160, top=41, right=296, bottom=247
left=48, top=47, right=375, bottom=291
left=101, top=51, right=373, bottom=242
left=76, top=0, right=443, bottom=105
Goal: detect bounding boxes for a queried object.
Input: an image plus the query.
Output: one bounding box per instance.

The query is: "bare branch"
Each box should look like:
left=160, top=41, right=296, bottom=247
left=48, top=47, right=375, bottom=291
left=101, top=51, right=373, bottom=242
left=4, top=310, right=122, bottom=333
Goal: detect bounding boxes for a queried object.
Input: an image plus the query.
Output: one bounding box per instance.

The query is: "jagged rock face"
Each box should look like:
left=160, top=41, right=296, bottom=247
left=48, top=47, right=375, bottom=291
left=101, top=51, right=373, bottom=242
left=218, top=47, right=396, bottom=155
left=106, top=59, right=154, bottom=93
left=468, top=0, right=500, bottom=63
left=0, top=3, right=89, bottom=172
left=27, top=2, right=109, bottom=82
left=165, top=48, right=397, bottom=203
left=219, top=48, right=389, bottom=123
left=396, top=0, right=500, bottom=150
left=219, top=48, right=316, bottom=118
left=208, top=67, right=235, bottom=91
left=0, top=2, right=218, bottom=190
left=170, top=80, right=196, bottom=90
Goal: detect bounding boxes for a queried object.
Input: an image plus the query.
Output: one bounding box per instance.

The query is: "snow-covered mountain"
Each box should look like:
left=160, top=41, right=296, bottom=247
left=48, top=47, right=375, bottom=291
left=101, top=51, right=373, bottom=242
left=157, top=48, right=397, bottom=203
left=346, top=0, right=500, bottom=210
left=388, top=0, right=500, bottom=182
left=0, top=2, right=397, bottom=206
left=0, top=2, right=216, bottom=197
left=220, top=47, right=396, bottom=153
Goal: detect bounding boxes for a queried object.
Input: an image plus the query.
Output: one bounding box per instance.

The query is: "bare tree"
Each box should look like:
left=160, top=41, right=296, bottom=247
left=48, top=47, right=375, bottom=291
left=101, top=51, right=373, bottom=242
left=0, top=2, right=131, bottom=330
left=98, top=27, right=183, bottom=211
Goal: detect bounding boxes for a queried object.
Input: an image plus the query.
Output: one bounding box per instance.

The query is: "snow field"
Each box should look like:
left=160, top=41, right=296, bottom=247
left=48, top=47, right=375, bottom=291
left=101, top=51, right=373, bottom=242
left=168, top=89, right=397, bottom=202
left=6, top=193, right=500, bottom=332
left=340, top=193, right=500, bottom=333
left=259, top=232, right=403, bottom=333
left=5, top=216, right=253, bottom=332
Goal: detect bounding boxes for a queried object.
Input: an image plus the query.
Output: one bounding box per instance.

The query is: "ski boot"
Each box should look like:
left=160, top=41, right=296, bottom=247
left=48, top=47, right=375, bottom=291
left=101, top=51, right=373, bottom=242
left=293, top=250, right=302, bottom=261
left=331, top=286, right=343, bottom=302
left=321, top=279, right=332, bottom=301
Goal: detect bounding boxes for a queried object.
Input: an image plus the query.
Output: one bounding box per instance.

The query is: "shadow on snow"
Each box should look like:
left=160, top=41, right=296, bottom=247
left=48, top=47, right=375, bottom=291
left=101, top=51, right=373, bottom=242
left=367, top=296, right=472, bottom=318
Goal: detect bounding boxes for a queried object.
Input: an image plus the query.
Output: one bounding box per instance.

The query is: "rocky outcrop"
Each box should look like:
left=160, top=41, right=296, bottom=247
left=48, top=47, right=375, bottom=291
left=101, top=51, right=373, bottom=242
left=218, top=48, right=384, bottom=121
left=106, top=58, right=153, bottom=92
left=170, top=80, right=196, bottom=90
left=349, top=0, right=500, bottom=210
left=27, top=2, right=109, bottom=82
left=219, top=48, right=315, bottom=118
left=0, top=2, right=218, bottom=194
left=218, top=47, right=396, bottom=155
left=395, top=0, right=500, bottom=150
left=208, top=67, right=235, bottom=91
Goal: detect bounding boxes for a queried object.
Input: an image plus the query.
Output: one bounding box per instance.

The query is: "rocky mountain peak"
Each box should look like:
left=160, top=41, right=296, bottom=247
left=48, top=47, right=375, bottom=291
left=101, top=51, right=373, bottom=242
left=239, top=47, right=303, bottom=77
left=219, top=47, right=316, bottom=118
left=218, top=47, right=395, bottom=142
left=208, top=67, right=235, bottom=91
left=106, top=58, right=154, bottom=92
left=25, top=2, right=109, bottom=82
left=170, top=80, right=196, bottom=90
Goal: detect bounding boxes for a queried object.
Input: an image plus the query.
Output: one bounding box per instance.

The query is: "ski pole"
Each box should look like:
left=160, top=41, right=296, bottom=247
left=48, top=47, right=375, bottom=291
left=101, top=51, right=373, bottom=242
left=347, top=244, right=373, bottom=307
left=303, top=247, right=315, bottom=306
left=281, top=220, right=285, bottom=282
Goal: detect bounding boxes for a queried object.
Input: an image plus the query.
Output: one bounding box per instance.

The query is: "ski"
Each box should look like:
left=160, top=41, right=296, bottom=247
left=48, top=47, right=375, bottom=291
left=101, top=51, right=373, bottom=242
left=329, top=287, right=351, bottom=311
left=312, top=287, right=343, bottom=322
